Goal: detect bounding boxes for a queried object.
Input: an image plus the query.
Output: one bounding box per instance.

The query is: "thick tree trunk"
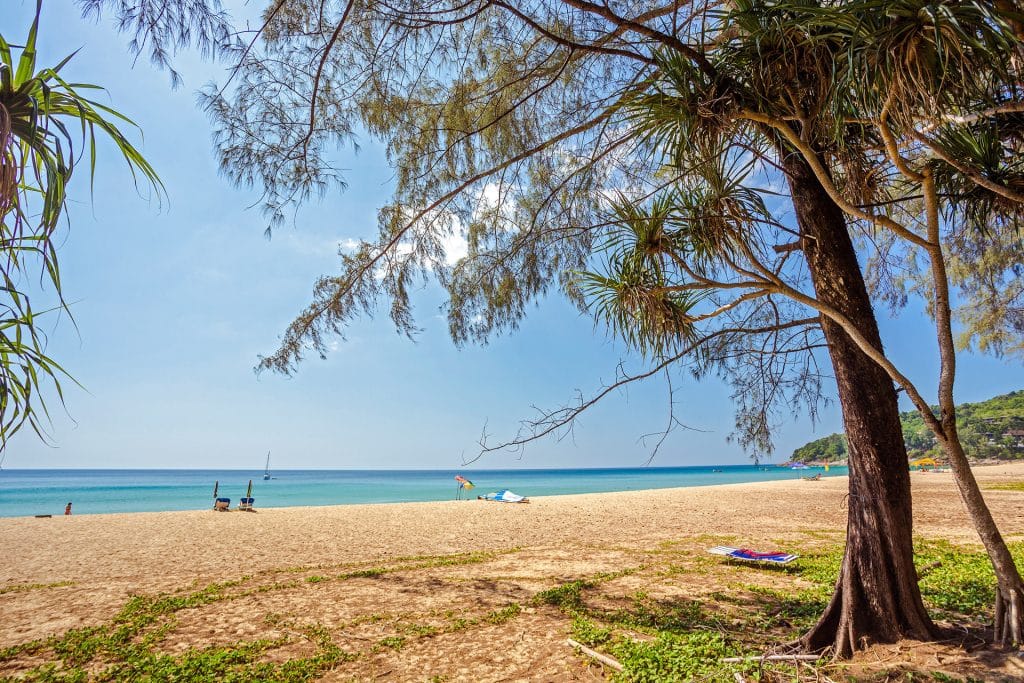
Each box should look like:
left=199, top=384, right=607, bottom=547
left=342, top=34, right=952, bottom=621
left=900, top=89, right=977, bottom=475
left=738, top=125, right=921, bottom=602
left=782, top=155, right=939, bottom=657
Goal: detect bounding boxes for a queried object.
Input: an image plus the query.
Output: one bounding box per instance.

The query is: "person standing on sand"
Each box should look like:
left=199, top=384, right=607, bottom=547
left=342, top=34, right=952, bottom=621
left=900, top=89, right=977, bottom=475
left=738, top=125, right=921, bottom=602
left=64, top=502, right=71, bottom=516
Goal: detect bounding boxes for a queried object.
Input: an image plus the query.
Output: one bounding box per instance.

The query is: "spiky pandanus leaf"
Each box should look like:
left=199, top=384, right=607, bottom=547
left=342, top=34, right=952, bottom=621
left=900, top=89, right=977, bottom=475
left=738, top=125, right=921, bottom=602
left=930, top=123, right=1024, bottom=232
left=715, top=0, right=845, bottom=131
left=576, top=189, right=707, bottom=358
left=837, top=0, right=1017, bottom=123
left=624, top=51, right=740, bottom=166
left=0, top=0, right=162, bottom=447
left=578, top=265, right=704, bottom=359
left=670, top=155, right=771, bottom=273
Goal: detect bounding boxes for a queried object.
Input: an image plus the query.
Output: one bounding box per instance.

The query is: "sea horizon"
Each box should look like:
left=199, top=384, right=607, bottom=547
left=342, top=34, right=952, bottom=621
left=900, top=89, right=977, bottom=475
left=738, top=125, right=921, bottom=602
left=0, top=462, right=818, bottom=471
left=0, top=464, right=846, bottom=518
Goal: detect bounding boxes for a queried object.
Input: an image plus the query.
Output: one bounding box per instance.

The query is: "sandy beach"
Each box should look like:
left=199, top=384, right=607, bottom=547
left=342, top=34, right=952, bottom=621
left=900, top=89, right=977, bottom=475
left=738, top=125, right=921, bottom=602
left=2, top=463, right=1023, bottom=680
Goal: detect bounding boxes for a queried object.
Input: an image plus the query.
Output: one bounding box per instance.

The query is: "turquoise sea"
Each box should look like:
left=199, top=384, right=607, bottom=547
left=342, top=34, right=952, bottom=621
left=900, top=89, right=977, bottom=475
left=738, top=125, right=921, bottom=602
left=0, top=465, right=846, bottom=518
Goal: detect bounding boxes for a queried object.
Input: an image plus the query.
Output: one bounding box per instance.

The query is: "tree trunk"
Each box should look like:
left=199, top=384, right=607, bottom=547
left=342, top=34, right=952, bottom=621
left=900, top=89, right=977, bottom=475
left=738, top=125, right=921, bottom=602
left=921, top=171, right=1024, bottom=647
left=939, top=429, right=1024, bottom=645
left=782, top=155, right=939, bottom=657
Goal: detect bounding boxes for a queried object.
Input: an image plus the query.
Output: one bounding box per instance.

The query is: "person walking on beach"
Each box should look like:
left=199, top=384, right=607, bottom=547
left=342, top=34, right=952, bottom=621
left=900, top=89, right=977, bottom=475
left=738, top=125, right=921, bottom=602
left=64, top=502, right=72, bottom=516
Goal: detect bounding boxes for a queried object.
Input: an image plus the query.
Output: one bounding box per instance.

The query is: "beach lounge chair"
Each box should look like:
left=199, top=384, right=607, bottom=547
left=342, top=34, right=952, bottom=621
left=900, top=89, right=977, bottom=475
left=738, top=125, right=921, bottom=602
left=214, top=497, right=231, bottom=511
left=237, top=480, right=256, bottom=511
left=480, top=489, right=529, bottom=503
left=708, top=546, right=798, bottom=565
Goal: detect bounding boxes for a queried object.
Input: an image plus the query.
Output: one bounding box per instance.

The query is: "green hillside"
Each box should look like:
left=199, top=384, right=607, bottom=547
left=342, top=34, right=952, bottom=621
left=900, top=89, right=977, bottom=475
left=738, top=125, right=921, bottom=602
left=792, top=390, right=1024, bottom=463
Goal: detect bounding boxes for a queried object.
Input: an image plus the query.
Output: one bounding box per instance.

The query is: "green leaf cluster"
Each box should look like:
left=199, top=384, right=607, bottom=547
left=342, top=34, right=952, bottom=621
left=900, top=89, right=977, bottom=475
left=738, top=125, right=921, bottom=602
left=0, top=1, right=162, bottom=448
left=610, top=631, right=740, bottom=683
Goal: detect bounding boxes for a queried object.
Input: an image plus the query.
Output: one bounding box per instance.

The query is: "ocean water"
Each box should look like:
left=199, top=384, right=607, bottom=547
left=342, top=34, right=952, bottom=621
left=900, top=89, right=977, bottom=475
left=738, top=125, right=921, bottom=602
left=0, top=465, right=846, bottom=518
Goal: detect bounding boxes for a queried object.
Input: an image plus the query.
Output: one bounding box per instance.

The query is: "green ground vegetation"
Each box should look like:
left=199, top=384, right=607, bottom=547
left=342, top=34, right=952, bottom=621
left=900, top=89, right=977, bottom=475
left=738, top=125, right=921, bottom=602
left=2, top=540, right=1019, bottom=682
left=562, top=540, right=1024, bottom=682
left=986, top=482, right=1024, bottom=492
left=0, top=581, right=74, bottom=596
left=792, top=390, right=1024, bottom=463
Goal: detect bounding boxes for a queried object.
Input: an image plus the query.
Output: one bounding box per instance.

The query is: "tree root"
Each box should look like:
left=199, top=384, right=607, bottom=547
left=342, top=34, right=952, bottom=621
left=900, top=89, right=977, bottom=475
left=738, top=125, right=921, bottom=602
left=994, top=584, right=1024, bottom=647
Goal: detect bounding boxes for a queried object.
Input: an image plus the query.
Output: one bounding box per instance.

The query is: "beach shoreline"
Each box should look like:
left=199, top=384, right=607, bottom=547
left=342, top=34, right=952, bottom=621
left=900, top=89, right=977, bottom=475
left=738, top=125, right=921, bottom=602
left=0, top=463, right=851, bottom=518
left=3, top=463, right=1023, bottom=583
left=2, top=462, right=1022, bottom=680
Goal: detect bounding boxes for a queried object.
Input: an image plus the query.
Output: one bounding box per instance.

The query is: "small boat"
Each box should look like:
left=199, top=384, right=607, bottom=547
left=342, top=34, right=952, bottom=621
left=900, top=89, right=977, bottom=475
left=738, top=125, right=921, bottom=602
left=263, top=451, right=271, bottom=480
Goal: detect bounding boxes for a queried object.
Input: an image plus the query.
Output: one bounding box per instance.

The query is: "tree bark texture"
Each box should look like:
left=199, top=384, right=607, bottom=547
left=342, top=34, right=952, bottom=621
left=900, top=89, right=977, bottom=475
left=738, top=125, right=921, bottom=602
left=939, top=432, right=1024, bottom=645
left=783, top=154, right=939, bottom=657
left=920, top=172, right=1024, bottom=647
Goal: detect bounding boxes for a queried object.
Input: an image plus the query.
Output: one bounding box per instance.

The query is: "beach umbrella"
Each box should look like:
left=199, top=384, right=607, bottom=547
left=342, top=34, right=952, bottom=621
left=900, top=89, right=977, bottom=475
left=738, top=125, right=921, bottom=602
left=455, top=474, right=474, bottom=499
left=246, top=480, right=253, bottom=498
left=213, top=481, right=219, bottom=499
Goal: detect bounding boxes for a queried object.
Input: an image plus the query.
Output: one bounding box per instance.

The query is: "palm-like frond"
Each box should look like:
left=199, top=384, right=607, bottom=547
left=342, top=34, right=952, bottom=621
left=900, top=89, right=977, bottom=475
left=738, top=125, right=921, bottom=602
left=829, top=0, right=1017, bottom=123
left=930, top=122, right=1024, bottom=232
left=623, top=50, right=739, bottom=167
left=671, top=154, right=769, bottom=272
left=576, top=191, right=701, bottom=357
left=716, top=0, right=844, bottom=129
left=0, top=0, right=163, bottom=447
left=578, top=264, right=704, bottom=359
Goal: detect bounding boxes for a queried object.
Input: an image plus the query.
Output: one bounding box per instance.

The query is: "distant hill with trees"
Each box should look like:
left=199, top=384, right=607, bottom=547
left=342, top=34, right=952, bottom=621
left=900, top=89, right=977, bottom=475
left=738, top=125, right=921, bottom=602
left=792, top=391, right=1024, bottom=463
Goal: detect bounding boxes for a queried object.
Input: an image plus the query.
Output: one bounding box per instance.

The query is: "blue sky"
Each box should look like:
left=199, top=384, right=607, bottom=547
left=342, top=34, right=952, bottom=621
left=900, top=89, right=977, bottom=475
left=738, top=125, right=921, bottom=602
left=3, top=0, right=1023, bottom=470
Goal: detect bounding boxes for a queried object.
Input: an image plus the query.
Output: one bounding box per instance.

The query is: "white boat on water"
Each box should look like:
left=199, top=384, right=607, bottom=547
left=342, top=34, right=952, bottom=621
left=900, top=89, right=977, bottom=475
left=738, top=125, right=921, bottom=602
left=263, top=451, right=271, bottom=480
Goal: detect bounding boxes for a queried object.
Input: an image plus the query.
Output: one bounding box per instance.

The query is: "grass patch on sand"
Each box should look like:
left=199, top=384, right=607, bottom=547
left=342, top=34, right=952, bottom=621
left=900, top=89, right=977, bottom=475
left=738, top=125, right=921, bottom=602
left=551, top=540, right=1024, bottom=682
left=484, top=603, right=522, bottom=625
left=533, top=567, right=641, bottom=611
left=1, top=582, right=357, bottom=683
left=0, top=580, right=75, bottom=595
left=267, top=548, right=517, bottom=582
left=4, top=540, right=1020, bottom=682
left=0, top=549, right=517, bottom=682
left=609, top=631, right=756, bottom=683
left=335, top=550, right=506, bottom=582
left=985, top=481, right=1024, bottom=492
left=915, top=539, right=1024, bottom=621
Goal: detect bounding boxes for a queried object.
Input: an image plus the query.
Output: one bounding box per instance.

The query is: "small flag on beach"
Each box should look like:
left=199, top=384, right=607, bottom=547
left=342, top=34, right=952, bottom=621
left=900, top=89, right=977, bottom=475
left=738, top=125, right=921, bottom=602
left=455, top=474, right=474, bottom=490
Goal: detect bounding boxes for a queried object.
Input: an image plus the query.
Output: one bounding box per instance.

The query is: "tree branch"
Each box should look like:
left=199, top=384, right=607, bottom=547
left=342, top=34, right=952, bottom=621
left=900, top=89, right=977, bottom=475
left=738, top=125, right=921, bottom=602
left=474, top=316, right=821, bottom=458
left=741, top=108, right=933, bottom=250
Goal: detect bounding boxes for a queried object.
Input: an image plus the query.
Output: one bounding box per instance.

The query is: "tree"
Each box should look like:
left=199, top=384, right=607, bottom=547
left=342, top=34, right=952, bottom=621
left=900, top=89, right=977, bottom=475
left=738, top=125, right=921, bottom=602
left=0, top=1, right=161, bottom=446
left=778, top=0, right=1024, bottom=645
left=577, top=0, right=1024, bottom=647
left=88, top=0, right=1023, bottom=654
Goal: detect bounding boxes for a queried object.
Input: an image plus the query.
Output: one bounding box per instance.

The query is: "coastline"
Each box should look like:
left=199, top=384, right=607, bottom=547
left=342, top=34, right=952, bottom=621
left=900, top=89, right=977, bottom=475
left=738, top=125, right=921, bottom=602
left=3, top=464, right=1022, bottom=582
left=0, top=463, right=849, bottom=517
left=2, top=462, right=1022, bottom=680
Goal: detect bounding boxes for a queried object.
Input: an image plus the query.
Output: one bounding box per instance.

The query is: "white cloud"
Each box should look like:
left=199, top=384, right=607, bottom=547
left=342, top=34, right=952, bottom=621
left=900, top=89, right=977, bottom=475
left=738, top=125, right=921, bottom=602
left=474, top=182, right=503, bottom=216
left=440, top=222, right=468, bottom=265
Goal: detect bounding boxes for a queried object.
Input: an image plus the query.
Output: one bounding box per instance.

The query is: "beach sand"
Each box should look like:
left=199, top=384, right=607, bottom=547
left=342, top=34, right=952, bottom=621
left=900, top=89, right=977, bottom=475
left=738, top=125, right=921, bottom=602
left=2, top=463, right=1023, bottom=680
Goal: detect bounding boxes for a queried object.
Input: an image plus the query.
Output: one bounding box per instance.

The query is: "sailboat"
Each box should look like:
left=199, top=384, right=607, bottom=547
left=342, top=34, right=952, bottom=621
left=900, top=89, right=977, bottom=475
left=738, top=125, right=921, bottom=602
left=263, top=451, right=271, bottom=480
